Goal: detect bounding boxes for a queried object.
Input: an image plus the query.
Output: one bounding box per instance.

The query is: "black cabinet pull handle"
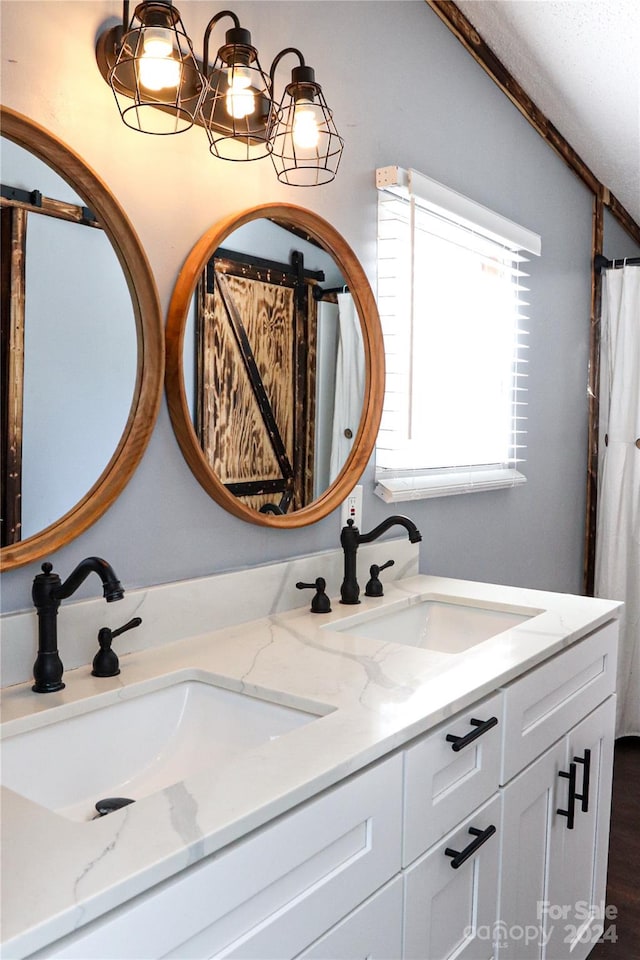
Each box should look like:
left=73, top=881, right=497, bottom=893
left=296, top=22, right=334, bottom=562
left=446, top=716, right=498, bottom=752
left=557, top=762, right=577, bottom=829
left=444, top=824, right=496, bottom=869
left=574, top=748, right=591, bottom=813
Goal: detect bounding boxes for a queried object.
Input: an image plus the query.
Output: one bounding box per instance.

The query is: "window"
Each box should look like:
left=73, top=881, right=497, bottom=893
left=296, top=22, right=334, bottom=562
left=375, top=166, right=541, bottom=502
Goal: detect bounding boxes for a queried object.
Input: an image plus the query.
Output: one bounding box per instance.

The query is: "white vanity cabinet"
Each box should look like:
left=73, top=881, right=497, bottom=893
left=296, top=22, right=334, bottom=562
left=498, top=623, right=618, bottom=960
left=20, top=618, right=619, bottom=960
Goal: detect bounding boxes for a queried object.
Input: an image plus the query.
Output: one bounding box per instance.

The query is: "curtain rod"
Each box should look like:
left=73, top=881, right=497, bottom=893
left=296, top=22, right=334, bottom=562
left=316, top=284, right=349, bottom=296
left=595, top=253, right=640, bottom=272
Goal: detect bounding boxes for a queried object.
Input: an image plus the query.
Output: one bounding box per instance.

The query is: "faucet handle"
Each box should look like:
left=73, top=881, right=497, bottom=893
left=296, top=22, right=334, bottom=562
left=92, top=617, right=142, bottom=677
left=296, top=578, right=332, bottom=614
left=111, top=616, right=142, bottom=639
left=365, top=560, right=395, bottom=598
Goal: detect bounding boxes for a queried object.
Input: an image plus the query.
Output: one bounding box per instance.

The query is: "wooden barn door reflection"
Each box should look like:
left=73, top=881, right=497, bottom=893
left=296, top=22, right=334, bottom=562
left=197, top=251, right=318, bottom=514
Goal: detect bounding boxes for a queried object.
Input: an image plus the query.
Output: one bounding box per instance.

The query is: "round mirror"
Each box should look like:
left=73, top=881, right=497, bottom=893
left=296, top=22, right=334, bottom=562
left=0, top=107, right=164, bottom=570
left=166, top=204, right=384, bottom=527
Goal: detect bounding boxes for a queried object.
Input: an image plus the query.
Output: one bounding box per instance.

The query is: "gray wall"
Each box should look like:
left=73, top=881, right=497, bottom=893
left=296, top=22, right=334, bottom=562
left=1, top=0, right=635, bottom=613
left=603, top=208, right=640, bottom=260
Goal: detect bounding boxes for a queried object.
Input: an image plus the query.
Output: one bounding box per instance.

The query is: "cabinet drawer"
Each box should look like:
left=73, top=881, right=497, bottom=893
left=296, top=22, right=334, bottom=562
left=33, top=755, right=402, bottom=960
left=403, top=691, right=502, bottom=866
left=501, top=622, right=618, bottom=784
left=294, top=877, right=403, bottom=960
left=404, top=792, right=501, bottom=960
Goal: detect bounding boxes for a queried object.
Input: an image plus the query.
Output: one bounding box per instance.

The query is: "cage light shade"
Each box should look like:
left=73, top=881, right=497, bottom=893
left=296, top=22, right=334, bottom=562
left=269, top=73, right=344, bottom=186
left=201, top=31, right=273, bottom=161
left=109, top=1, right=205, bottom=134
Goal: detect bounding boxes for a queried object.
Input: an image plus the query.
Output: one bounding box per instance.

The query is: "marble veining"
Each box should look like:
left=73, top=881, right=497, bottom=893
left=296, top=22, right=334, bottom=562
left=165, top=781, right=206, bottom=867
left=73, top=810, right=131, bottom=925
left=1, top=567, right=621, bottom=959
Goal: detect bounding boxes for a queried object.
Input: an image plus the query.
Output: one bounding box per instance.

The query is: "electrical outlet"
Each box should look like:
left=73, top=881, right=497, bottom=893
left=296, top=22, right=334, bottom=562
left=341, top=485, right=363, bottom=529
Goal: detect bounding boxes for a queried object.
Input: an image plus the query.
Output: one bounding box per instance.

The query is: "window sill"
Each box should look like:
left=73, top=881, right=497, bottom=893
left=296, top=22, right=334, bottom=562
left=374, top=466, right=527, bottom=503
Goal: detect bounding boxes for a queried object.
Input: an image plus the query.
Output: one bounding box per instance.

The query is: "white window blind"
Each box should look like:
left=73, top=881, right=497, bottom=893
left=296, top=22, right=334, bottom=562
left=375, top=166, right=541, bottom=501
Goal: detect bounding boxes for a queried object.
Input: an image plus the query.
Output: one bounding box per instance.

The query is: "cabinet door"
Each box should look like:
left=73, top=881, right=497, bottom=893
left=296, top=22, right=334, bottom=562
left=295, top=877, right=403, bottom=960
left=498, top=738, right=566, bottom=960
left=545, top=697, right=615, bottom=960
left=499, top=698, right=616, bottom=960
left=404, top=793, right=500, bottom=960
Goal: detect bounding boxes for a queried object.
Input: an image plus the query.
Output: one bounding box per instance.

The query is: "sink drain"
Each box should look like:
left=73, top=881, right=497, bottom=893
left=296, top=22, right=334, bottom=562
left=94, top=797, right=135, bottom=818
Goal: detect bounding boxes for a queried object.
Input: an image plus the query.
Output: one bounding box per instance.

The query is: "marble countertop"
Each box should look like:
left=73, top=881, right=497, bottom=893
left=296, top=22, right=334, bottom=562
left=0, top=575, right=621, bottom=958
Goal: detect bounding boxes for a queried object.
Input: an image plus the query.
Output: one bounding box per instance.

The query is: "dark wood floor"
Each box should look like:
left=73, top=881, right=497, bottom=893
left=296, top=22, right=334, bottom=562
left=590, top=737, right=640, bottom=960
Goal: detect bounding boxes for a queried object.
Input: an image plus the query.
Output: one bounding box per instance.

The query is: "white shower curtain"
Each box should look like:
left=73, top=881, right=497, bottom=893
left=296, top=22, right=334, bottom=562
left=329, top=293, right=365, bottom=483
left=595, top=264, right=640, bottom=737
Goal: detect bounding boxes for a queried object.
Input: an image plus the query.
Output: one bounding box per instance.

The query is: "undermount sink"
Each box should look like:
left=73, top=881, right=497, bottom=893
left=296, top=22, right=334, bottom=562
left=326, top=597, right=542, bottom=654
left=0, top=679, right=320, bottom=822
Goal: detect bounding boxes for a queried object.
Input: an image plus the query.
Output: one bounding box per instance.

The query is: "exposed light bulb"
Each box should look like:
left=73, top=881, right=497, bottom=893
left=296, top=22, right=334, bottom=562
left=138, top=27, right=180, bottom=91
left=292, top=102, right=319, bottom=150
left=225, top=65, right=255, bottom=119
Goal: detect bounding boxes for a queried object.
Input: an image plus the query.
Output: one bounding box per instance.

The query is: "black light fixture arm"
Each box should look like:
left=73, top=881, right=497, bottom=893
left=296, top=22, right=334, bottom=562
left=202, top=10, right=251, bottom=75
left=99, top=0, right=129, bottom=58
left=270, top=47, right=317, bottom=99
left=269, top=47, right=304, bottom=88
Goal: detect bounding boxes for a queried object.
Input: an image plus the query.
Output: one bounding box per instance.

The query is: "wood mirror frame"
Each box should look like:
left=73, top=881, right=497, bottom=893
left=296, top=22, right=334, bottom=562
left=0, top=106, right=164, bottom=570
left=165, top=203, right=384, bottom=528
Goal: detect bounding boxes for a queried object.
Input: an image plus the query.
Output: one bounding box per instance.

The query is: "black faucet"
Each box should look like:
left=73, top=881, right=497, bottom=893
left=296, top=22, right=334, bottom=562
left=31, top=557, right=125, bottom=693
left=340, top=516, right=422, bottom=605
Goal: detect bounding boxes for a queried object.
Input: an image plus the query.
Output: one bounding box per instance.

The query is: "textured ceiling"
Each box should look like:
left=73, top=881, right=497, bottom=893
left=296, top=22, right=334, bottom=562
left=454, top=0, right=640, bottom=227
